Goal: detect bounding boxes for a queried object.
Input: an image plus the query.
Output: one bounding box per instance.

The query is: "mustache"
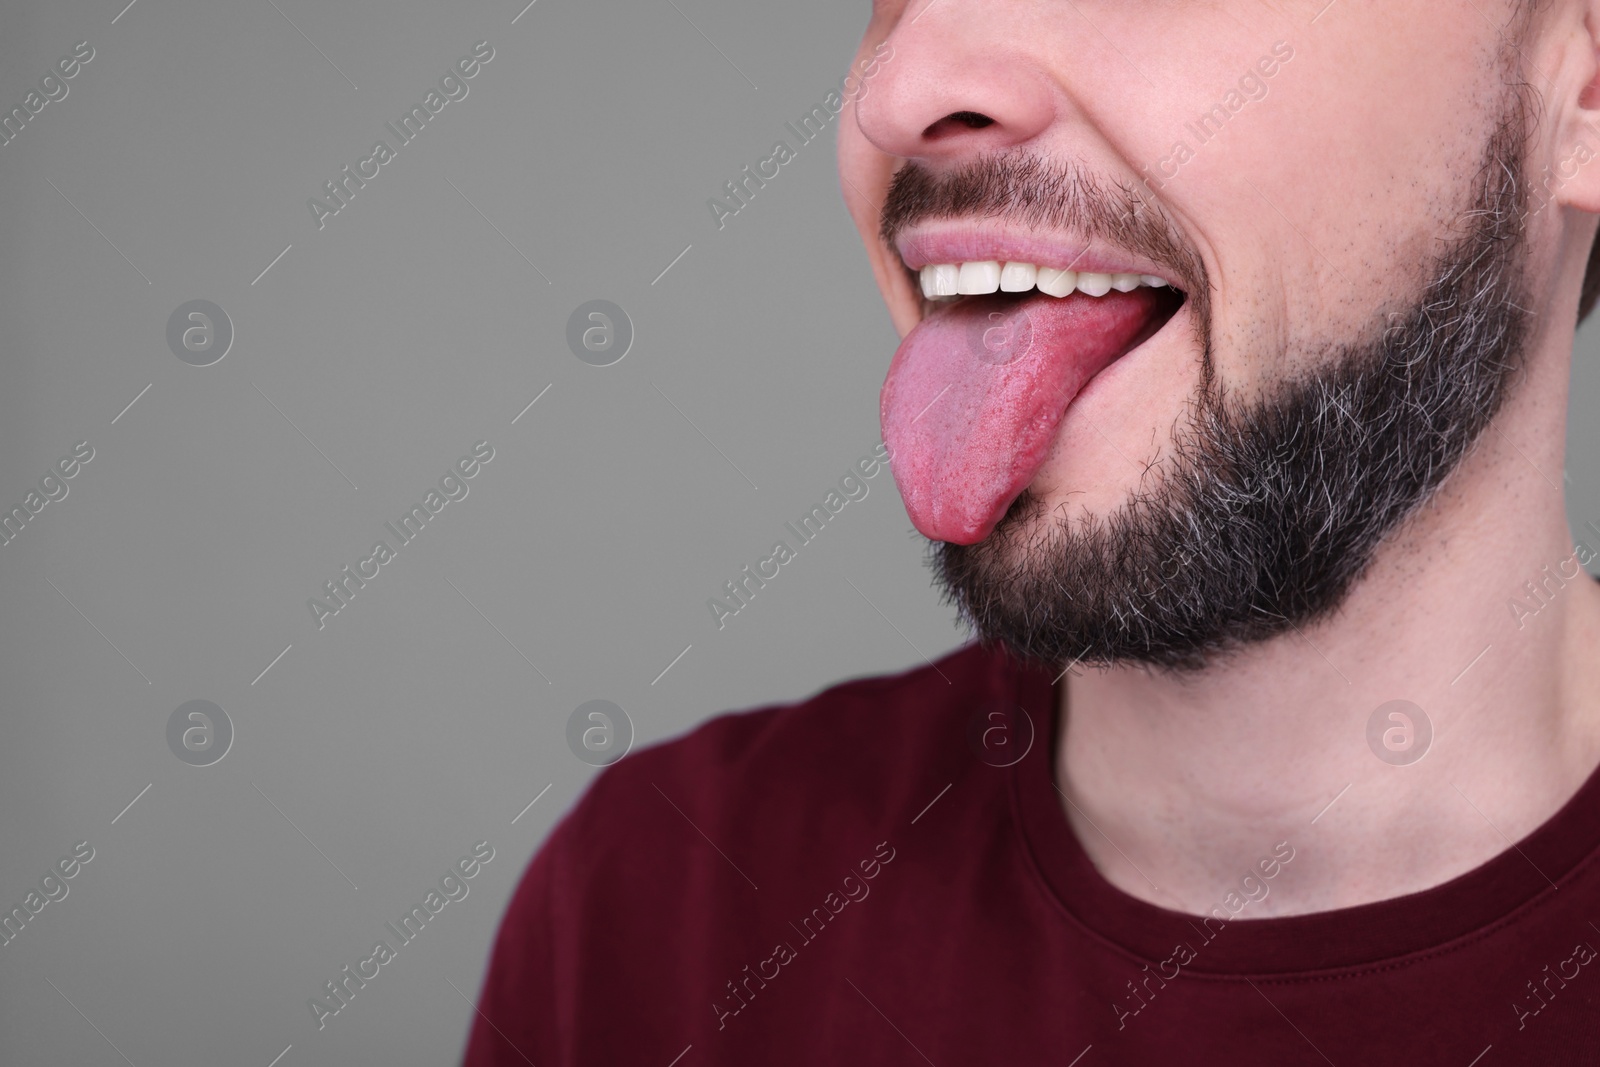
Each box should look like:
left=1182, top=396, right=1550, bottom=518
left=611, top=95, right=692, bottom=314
left=878, top=152, right=1209, bottom=298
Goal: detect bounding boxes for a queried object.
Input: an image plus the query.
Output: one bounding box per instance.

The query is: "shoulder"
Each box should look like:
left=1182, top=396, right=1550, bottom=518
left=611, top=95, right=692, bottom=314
left=566, top=641, right=1008, bottom=856
left=465, top=642, right=1030, bottom=1064
left=516, top=641, right=1033, bottom=914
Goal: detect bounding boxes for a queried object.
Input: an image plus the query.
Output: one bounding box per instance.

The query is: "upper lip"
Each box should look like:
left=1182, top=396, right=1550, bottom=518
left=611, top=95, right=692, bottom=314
left=894, top=221, right=1187, bottom=290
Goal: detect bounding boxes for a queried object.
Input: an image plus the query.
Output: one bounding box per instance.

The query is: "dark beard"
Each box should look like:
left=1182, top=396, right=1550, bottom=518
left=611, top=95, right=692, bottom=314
left=928, top=92, right=1537, bottom=674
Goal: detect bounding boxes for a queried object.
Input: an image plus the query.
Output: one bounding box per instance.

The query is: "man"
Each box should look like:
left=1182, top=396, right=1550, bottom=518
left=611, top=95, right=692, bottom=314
left=465, top=0, right=1600, bottom=1061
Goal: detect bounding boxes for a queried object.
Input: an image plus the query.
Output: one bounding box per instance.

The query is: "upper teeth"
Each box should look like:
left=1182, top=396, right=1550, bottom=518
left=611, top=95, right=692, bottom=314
left=919, top=261, right=1170, bottom=300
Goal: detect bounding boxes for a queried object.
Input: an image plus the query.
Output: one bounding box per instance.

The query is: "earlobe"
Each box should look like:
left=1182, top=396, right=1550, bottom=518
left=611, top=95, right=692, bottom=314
left=1538, top=134, right=1600, bottom=216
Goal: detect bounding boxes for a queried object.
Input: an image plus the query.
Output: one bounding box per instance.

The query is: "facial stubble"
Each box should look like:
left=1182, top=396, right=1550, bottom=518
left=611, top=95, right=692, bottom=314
left=927, top=89, right=1538, bottom=673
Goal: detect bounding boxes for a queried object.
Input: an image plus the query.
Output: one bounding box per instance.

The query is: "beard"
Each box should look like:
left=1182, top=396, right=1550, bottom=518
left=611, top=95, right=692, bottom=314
left=904, top=91, right=1537, bottom=674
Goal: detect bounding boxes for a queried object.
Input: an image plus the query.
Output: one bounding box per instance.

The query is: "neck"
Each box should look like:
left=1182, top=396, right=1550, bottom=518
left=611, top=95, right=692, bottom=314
left=1054, top=328, right=1600, bottom=918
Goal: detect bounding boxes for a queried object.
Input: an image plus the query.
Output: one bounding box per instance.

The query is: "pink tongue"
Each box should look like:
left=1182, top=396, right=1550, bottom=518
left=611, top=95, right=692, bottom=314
left=880, top=288, right=1166, bottom=545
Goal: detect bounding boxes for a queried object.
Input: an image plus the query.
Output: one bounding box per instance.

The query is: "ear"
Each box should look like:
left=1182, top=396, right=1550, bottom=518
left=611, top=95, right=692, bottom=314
left=1548, top=5, right=1600, bottom=215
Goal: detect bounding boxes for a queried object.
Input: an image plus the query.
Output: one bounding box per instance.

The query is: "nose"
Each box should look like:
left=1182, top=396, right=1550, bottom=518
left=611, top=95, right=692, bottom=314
left=853, top=2, right=1058, bottom=163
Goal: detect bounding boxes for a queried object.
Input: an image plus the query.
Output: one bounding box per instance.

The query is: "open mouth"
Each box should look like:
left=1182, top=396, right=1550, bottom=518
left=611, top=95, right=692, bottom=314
left=881, top=257, right=1188, bottom=546
left=909, top=257, right=1187, bottom=343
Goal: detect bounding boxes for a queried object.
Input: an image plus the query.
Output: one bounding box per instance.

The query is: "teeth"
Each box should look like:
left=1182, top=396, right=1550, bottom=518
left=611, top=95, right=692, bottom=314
left=920, top=264, right=960, bottom=298
left=956, top=260, right=1001, bottom=295
left=1076, top=272, right=1113, bottom=297
left=1036, top=267, right=1077, bottom=298
left=918, top=260, right=1172, bottom=300
left=999, top=261, right=1037, bottom=292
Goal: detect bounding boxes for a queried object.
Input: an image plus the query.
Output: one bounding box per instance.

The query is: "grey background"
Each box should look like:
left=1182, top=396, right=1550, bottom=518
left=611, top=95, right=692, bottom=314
left=0, top=1, right=1596, bottom=1064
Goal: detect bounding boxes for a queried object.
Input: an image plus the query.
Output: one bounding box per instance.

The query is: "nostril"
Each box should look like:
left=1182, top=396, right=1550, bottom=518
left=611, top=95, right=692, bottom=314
left=923, top=110, right=996, bottom=139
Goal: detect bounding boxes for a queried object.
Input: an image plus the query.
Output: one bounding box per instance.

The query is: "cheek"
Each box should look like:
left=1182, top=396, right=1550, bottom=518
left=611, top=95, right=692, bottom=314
left=839, top=123, right=920, bottom=337
left=1202, top=274, right=1297, bottom=397
left=1213, top=30, right=1491, bottom=333
left=1032, top=297, right=1205, bottom=510
left=837, top=105, right=886, bottom=236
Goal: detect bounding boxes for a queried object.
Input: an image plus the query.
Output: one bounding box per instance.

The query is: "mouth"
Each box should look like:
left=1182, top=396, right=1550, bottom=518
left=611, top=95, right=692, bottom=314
left=880, top=239, right=1189, bottom=546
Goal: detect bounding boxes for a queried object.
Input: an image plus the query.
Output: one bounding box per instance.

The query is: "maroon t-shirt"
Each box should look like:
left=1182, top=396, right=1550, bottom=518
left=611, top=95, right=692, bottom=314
left=463, top=642, right=1600, bottom=1065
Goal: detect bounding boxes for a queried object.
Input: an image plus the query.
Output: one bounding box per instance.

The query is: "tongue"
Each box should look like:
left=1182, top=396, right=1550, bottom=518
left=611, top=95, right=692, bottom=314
left=880, top=287, right=1168, bottom=545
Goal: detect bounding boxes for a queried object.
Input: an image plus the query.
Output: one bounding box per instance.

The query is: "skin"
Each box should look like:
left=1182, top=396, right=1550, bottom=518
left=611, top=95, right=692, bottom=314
left=838, top=0, right=1600, bottom=915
